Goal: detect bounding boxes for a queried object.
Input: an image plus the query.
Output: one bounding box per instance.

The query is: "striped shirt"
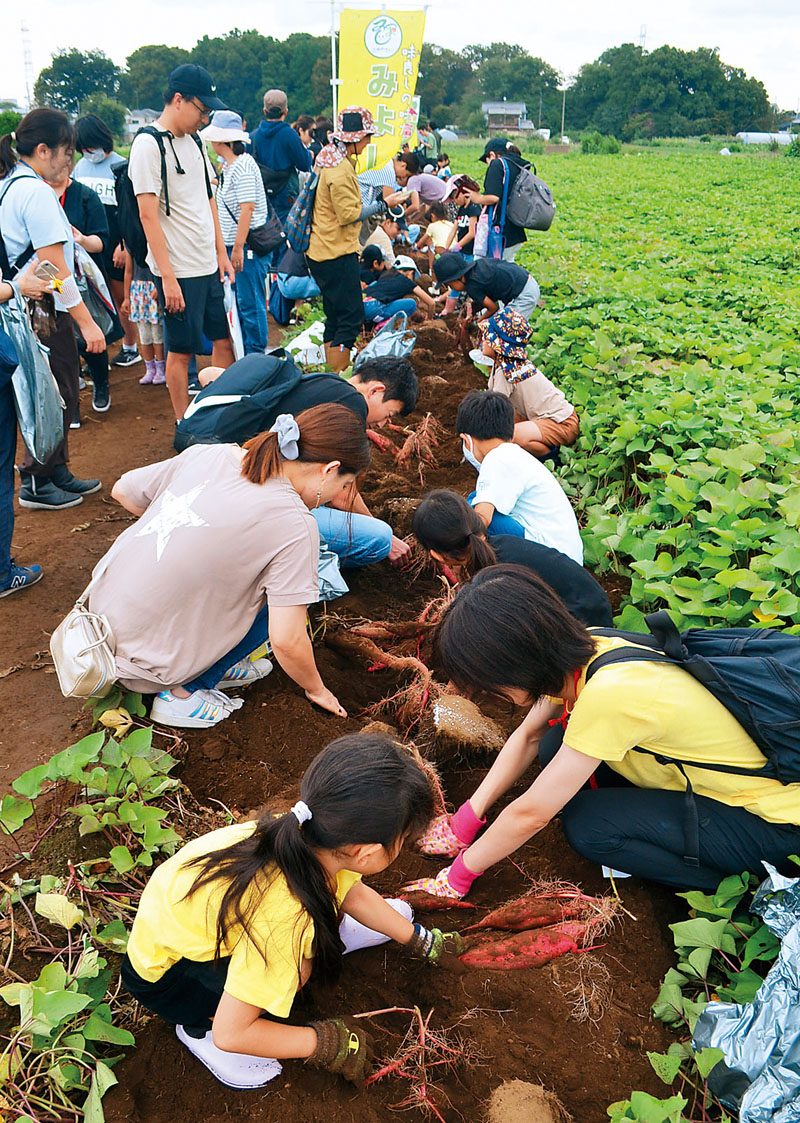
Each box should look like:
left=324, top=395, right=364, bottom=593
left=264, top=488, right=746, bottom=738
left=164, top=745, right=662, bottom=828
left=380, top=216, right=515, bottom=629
left=216, top=154, right=268, bottom=245
left=357, top=159, right=399, bottom=205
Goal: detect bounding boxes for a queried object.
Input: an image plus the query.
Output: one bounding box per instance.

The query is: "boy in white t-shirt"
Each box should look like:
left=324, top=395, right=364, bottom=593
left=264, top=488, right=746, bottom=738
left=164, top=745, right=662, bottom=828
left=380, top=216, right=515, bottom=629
left=456, top=390, right=584, bottom=564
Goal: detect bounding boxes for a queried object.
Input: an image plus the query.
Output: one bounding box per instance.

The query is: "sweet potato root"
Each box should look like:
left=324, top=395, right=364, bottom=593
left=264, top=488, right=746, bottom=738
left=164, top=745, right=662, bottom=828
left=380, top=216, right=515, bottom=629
left=458, top=924, right=587, bottom=970
left=465, top=896, right=583, bottom=933
left=367, top=429, right=401, bottom=457
left=399, top=891, right=476, bottom=912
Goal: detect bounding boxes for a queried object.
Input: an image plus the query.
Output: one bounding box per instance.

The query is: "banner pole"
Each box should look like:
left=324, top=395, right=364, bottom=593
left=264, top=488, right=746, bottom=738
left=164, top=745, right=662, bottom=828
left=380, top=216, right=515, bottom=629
left=330, top=0, right=339, bottom=119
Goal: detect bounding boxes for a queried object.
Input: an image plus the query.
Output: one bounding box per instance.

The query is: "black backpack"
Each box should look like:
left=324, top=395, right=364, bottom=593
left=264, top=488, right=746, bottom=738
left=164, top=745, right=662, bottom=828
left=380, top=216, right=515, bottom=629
left=254, top=162, right=292, bottom=199
left=586, top=611, right=800, bottom=865
left=113, top=126, right=213, bottom=268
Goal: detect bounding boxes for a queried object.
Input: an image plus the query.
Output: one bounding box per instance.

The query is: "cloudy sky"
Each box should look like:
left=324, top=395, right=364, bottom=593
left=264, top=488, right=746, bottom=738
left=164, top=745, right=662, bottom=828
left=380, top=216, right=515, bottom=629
left=2, top=0, right=797, bottom=113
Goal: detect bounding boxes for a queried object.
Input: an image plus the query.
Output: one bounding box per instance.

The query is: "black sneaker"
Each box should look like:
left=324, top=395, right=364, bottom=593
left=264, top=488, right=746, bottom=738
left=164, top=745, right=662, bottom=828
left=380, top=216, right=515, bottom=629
left=70, top=403, right=81, bottom=430
left=0, top=561, right=44, bottom=598
left=50, top=465, right=102, bottom=495
left=92, top=382, right=110, bottom=412
left=112, top=346, right=140, bottom=368
left=18, top=477, right=84, bottom=510
left=188, top=377, right=202, bottom=396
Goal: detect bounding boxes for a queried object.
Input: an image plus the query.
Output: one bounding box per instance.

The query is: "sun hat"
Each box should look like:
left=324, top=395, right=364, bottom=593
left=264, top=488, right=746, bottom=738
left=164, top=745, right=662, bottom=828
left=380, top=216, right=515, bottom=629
left=168, top=64, right=227, bottom=111
left=263, top=89, right=288, bottom=116
left=199, top=110, right=250, bottom=144
left=393, top=254, right=420, bottom=278
left=477, top=307, right=533, bottom=359
left=433, top=252, right=476, bottom=286
left=479, top=137, right=513, bottom=162
left=442, top=173, right=481, bottom=200
left=332, top=106, right=382, bottom=143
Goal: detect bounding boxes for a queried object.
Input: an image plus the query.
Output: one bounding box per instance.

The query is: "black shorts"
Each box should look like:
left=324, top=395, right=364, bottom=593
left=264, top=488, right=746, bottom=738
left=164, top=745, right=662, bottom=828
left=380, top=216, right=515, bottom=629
left=306, top=253, right=364, bottom=348
left=155, top=272, right=228, bottom=355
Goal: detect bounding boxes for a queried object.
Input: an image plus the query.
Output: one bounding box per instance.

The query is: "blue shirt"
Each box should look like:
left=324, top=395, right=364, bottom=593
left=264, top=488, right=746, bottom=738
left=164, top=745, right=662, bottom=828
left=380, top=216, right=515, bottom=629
left=0, top=163, right=75, bottom=312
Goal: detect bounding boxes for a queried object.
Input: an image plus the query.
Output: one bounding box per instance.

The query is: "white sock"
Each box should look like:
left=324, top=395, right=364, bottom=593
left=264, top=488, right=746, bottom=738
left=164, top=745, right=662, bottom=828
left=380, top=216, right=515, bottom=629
left=339, top=897, right=414, bottom=954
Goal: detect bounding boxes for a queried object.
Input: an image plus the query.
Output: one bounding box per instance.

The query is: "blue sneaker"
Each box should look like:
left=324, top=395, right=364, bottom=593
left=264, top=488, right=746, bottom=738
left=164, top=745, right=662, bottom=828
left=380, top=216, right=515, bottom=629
left=0, top=561, right=43, bottom=598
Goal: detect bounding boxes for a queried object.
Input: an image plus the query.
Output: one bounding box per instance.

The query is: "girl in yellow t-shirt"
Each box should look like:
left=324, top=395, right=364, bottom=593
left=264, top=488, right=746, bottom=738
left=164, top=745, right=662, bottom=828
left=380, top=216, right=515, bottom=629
left=121, top=732, right=462, bottom=1089
left=406, top=566, right=800, bottom=899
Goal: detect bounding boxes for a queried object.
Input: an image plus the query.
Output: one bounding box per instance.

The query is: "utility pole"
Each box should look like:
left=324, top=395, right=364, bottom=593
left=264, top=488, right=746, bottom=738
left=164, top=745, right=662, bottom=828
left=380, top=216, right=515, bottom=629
left=21, top=23, right=34, bottom=108
left=329, top=0, right=340, bottom=119
left=538, top=90, right=542, bottom=128
left=561, top=86, right=566, bottom=139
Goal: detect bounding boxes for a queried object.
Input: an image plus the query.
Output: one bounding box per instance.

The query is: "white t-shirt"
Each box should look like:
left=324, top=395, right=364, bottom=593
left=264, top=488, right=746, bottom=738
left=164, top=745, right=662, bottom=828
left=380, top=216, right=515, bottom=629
left=128, top=127, right=217, bottom=278
left=0, top=164, right=75, bottom=313
left=216, top=154, right=268, bottom=246
left=72, top=151, right=126, bottom=209
left=473, top=442, right=584, bottom=564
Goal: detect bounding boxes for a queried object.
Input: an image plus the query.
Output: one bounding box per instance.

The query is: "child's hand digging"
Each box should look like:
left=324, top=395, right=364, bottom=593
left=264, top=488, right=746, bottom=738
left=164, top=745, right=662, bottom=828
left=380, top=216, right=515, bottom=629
left=407, top=922, right=465, bottom=969
left=306, top=1018, right=374, bottom=1085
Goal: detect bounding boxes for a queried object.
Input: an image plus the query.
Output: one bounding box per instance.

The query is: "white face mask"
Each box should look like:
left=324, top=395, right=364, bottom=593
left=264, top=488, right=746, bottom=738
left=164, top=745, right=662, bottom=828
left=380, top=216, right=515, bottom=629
left=461, top=437, right=481, bottom=470
left=83, top=148, right=108, bottom=164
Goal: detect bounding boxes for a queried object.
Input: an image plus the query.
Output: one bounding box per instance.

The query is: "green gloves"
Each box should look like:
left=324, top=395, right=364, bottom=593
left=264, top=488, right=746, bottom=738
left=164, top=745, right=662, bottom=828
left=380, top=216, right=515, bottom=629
left=407, top=922, right=465, bottom=965
left=306, top=1018, right=374, bottom=1085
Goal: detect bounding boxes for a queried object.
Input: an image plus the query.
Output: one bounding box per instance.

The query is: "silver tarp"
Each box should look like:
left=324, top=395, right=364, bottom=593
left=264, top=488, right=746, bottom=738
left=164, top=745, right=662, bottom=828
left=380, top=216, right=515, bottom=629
left=693, top=864, right=800, bottom=1122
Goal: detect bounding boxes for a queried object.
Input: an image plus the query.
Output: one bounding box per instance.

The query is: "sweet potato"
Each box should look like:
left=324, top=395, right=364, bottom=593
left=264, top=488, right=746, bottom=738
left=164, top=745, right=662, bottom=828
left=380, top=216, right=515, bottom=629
left=399, top=890, right=476, bottom=912
left=366, top=429, right=401, bottom=456
left=458, top=924, right=586, bottom=970
left=465, top=894, right=583, bottom=933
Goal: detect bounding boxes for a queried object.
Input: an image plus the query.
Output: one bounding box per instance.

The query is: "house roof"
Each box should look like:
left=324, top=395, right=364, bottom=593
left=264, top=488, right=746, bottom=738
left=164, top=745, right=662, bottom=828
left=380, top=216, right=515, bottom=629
left=481, top=101, right=527, bottom=115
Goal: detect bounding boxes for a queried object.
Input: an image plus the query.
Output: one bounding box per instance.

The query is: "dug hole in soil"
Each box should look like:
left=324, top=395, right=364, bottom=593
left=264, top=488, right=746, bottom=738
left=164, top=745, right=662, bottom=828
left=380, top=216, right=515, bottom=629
left=3, top=321, right=674, bottom=1123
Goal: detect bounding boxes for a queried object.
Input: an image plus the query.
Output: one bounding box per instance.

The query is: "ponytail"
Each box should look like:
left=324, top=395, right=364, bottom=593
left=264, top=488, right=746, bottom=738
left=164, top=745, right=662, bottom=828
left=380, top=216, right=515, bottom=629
left=0, top=108, right=73, bottom=179
left=185, top=732, right=434, bottom=984
left=412, top=489, right=497, bottom=577
left=241, top=402, right=370, bottom=485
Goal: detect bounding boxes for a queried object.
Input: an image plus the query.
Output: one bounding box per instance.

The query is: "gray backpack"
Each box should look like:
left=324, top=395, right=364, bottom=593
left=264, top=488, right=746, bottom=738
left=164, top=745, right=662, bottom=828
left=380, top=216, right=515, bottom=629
left=504, top=160, right=556, bottom=232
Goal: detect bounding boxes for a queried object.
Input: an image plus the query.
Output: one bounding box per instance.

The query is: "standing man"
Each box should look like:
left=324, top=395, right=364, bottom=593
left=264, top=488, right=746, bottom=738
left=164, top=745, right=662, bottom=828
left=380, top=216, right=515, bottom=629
left=251, top=89, right=313, bottom=223
left=128, top=63, right=235, bottom=421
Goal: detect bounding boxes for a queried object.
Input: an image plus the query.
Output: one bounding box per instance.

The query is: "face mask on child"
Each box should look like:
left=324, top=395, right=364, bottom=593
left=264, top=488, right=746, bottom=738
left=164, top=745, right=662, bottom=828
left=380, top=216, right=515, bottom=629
left=461, top=437, right=481, bottom=471
left=83, top=148, right=108, bottom=164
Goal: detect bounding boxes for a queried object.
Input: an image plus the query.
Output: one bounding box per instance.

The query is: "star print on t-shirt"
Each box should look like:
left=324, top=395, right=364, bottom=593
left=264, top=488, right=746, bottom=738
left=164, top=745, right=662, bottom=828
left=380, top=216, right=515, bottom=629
left=134, top=484, right=208, bottom=561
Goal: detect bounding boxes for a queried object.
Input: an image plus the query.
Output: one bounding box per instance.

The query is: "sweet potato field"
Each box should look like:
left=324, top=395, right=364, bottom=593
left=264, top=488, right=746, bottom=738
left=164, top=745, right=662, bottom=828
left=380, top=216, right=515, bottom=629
left=0, top=144, right=797, bottom=1123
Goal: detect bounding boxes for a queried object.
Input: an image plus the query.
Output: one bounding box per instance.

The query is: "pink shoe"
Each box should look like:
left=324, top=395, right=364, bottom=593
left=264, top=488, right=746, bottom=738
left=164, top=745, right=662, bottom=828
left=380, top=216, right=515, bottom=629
left=151, top=369, right=167, bottom=385
left=139, top=368, right=155, bottom=385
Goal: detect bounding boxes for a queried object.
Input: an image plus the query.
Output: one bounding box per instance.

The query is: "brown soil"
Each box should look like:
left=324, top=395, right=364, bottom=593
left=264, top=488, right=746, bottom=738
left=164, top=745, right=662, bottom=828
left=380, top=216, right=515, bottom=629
left=487, top=1079, right=571, bottom=1123
left=1, top=328, right=679, bottom=1123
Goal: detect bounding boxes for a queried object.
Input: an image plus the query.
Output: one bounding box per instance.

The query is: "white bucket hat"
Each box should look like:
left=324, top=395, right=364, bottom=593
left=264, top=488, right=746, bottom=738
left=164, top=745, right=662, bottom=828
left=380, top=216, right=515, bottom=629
left=199, top=110, right=250, bottom=144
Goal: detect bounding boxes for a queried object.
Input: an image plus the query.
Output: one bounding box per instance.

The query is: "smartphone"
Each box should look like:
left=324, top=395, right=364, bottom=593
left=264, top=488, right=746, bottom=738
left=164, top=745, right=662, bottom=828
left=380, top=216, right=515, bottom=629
left=34, top=261, right=60, bottom=282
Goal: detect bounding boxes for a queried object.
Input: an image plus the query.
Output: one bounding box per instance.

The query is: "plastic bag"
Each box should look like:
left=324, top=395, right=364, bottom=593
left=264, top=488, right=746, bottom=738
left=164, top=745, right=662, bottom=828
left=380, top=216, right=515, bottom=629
left=0, top=287, right=64, bottom=464
left=317, top=543, right=348, bottom=602
left=352, top=312, right=416, bottom=372
left=693, top=863, right=800, bottom=1122
left=75, top=245, right=123, bottom=344
left=222, top=278, right=245, bottom=361
left=473, top=209, right=489, bottom=257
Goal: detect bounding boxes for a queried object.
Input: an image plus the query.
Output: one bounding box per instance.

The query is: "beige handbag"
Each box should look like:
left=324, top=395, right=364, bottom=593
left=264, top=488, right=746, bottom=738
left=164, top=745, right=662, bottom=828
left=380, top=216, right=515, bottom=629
left=50, top=564, right=117, bottom=699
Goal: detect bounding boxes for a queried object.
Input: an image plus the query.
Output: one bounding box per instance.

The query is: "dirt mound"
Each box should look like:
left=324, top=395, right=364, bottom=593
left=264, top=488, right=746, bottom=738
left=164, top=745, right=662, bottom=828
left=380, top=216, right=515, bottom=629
left=433, top=694, right=506, bottom=751
left=488, top=1080, right=571, bottom=1123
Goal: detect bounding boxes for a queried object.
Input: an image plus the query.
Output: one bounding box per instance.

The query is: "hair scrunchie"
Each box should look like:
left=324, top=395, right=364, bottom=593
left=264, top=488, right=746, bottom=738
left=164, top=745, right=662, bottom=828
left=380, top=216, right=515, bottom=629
left=290, top=800, right=313, bottom=825
left=10, top=132, right=16, bottom=144
left=269, top=413, right=300, bottom=460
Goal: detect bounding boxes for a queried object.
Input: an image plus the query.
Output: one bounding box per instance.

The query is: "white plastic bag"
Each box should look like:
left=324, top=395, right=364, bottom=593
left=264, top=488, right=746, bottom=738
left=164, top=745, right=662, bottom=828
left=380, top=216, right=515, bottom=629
left=1, top=287, right=64, bottom=464
left=223, top=278, right=245, bottom=361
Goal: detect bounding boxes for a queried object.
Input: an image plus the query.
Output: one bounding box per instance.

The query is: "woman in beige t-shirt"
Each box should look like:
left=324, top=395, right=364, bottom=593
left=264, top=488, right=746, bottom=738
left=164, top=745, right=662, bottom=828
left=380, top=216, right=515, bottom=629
left=87, top=404, right=369, bottom=729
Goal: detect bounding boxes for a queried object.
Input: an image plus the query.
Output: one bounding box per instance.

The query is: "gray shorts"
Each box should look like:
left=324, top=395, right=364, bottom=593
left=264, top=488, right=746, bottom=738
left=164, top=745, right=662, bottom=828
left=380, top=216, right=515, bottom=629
left=506, top=275, right=541, bottom=320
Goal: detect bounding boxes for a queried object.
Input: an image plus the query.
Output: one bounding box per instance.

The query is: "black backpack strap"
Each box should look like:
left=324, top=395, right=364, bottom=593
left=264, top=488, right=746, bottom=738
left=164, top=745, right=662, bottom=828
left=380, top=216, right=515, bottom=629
left=135, top=127, right=171, bottom=216
left=0, top=176, right=34, bottom=278
left=192, top=134, right=213, bottom=200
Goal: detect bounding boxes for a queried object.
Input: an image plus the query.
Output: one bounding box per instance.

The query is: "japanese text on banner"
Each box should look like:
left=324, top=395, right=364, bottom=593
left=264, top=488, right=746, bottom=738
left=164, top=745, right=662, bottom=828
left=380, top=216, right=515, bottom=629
left=338, top=9, right=426, bottom=169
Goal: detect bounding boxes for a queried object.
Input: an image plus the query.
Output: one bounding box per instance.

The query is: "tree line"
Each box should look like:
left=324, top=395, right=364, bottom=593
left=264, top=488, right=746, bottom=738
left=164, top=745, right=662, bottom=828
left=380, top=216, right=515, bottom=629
left=29, top=32, right=780, bottom=141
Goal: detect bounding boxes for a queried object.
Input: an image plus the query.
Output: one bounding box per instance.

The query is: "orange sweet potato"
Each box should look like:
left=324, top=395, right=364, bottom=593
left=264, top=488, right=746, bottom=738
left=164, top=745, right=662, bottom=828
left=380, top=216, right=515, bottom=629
left=458, top=924, right=586, bottom=970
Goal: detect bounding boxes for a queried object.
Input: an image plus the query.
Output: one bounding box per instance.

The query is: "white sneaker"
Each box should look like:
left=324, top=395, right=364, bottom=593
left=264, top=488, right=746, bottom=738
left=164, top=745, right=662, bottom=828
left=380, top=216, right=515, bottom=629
left=216, top=656, right=273, bottom=691
left=339, top=897, right=414, bottom=954
left=150, top=688, right=243, bottom=729
left=175, top=1026, right=282, bottom=1088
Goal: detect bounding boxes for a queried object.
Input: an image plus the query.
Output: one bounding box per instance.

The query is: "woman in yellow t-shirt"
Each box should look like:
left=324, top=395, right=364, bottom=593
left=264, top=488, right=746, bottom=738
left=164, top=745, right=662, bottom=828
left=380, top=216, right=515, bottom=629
left=406, top=566, right=800, bottom=898
left=121, top=732, right=462, bottom=1089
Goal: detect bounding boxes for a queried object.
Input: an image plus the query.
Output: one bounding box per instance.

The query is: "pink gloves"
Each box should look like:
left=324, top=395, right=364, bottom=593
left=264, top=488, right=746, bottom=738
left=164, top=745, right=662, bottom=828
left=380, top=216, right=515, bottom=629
left=417, top=800, right=486, bottom=857
left=403, top=852, right=483, bottom=901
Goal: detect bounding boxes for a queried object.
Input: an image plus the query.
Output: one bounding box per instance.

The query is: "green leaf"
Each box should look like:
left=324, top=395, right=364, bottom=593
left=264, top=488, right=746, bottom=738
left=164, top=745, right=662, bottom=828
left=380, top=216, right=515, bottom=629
left=741, top=926, right=780, bottom=969
left=83, top=1005, right=136, bottom=1046
left=0, top=793, right=34, bottom=833
left=647, top=1050, right=683, bottom=1084
left=109, top=845, right=135, bottom=874
left=94, top=919, right=129, bottom=953
left=694, top=1046, right=725, bottom=1078
left=669, top=916, right=736, bottom=953
left=11, top=764, right=50, bottom=799
left=683, top=946, right=713, bottom=980
left=34, top=892, right=83, bottom=930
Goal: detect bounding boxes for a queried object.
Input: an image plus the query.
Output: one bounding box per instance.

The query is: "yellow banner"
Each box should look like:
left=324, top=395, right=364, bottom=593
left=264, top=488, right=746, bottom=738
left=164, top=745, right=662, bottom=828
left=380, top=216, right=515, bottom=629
left=338, top=9, right=426, bottom=169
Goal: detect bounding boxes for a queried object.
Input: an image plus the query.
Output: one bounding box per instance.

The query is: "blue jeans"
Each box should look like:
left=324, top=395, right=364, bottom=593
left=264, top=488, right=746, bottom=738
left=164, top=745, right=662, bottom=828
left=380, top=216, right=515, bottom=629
left=277, top=274, right=320, bottom=301
left=0, top=383, right=16, bottom=578
left=312, top=506, right=392, bottom=567
left=185, top=603, right=271, bottom=692
left=363, top=298, right=417, bottom=323
left=227, top=247, right=269, bottom=355
left=467, top=489, right=526, bottom=538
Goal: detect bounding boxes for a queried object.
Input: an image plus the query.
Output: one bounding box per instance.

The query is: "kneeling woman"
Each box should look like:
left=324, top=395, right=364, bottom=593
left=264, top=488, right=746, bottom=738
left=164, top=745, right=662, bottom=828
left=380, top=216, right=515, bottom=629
left=87, top=404, right=366, bottom=727
left=411, top=566, right=800, bottom=894
left=412, top=489, right=611, bottom=627
left=122, top=732, right=462, bottom=1088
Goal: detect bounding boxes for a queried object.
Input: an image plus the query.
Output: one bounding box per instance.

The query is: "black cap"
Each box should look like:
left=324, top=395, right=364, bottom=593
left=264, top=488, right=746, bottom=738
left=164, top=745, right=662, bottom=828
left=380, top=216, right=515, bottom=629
left=433, top=252, right=476, bottom=286
left=168, top=64, right=227, bottom=111
left=479, top=137, right=511, bottom=162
